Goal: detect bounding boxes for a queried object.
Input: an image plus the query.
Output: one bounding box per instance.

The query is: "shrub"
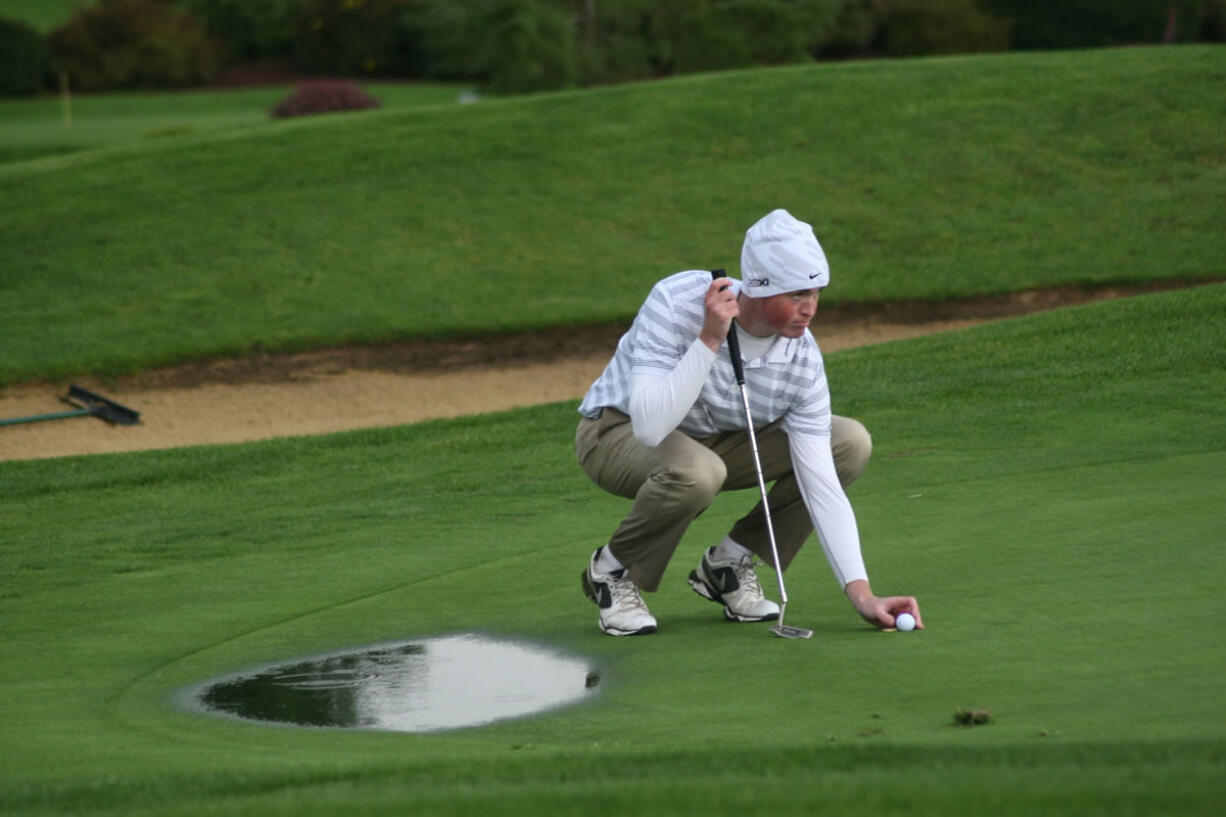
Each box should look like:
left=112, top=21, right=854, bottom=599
left=48, top=0, right=222, bottom=91
left=819, top=0, right=890, bottom=56
left=269, top=78, right=381, bottom=117
left=1204, top=0, right=1226, bottom=39
left=646, top=0, right=755, bottom=74
left=419, top=0, right=576, bottom=94
left=483, top=0, right=577, bottom=93
left=0, top=16, right=50, bottom=95
left=572, top=0, right=655, bottom=85
left=577, top=0, right=835, bottom=84
left=181, top=0, right=299, bottom=61
left=293, top=0, right=427, bottom=78
left=719, top=0, right=813, bottom=65
left=878, top=0, right=1011, bottom=56
left=648, top=1, right=809, bottom=73
left=789, top=0, right=851, bottom=55
left=987, top=0, right=1213, bottom=49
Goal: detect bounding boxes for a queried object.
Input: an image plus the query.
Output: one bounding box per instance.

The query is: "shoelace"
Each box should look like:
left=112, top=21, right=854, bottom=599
left=610, top=571, right=650, bottom=612
left=731, top=556, right=766, bottom=600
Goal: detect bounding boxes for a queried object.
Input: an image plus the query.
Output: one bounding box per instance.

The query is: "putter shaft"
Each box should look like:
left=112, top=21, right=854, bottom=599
left=735, top=383, right=789, bottom=608
left=712, top=269, right=812, bottom=640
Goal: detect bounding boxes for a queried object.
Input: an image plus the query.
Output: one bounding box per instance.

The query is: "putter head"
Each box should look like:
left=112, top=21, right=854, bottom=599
left=769, top=605, right=813, bottom=639
left=770, top=623, right=813, bottom=639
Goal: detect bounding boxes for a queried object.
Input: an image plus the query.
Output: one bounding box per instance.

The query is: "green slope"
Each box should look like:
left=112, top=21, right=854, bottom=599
left=0, top=82, right=470, bottom=164
left=2, top=46, right=1223, bottom=386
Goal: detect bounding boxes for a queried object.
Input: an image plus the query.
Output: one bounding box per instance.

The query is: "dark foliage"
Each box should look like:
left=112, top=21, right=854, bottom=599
left=877, top=0, right=1010, bottom=56
left=292, top=0, right=428, bottom=78
left=48, top=0, right=222, bottom=91
left=182, top=0, right=299, bottom=62
left=417, top=0, right=576, bottom=93
left=987, top=0, right=1225, bottom=48
left=0, top=16, right=49, bottom=95
left=23, top=0, right=1226, bottom=96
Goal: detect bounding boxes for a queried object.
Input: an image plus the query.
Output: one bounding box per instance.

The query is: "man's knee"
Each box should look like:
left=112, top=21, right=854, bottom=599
left=832, top=416, right=872, bottom=488
left=654, top=453, right=726, bottom=509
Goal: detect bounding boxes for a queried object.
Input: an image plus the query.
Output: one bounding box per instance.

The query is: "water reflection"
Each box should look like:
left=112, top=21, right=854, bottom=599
left=193, top=634, right=599, bottom=732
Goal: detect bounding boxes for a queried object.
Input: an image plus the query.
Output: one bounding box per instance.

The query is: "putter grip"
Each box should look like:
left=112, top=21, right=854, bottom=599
left=710, top=269, right=746, bottom=385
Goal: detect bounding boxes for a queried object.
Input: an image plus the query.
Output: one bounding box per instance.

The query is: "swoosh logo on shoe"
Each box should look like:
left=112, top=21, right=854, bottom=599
left=710, top=565, right=739, bottom=596
left=584, top=571, right=614, bottom=609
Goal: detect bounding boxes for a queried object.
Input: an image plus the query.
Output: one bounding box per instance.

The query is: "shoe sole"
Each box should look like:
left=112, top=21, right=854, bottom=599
left=687, top=570, right=780, bottom=623
left=582, top=568, right=657, bottom=636
left=599, top=621, right=657, bottom=636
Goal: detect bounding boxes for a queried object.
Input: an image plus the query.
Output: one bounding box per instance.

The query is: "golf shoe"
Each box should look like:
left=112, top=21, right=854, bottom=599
left=688, top=546, right=780, bottom=622
left=581, top=547, right=658, bottom=636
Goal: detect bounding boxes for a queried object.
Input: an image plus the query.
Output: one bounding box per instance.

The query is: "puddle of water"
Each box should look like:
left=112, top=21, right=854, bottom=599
left=185, top=634, right=600, bottom=733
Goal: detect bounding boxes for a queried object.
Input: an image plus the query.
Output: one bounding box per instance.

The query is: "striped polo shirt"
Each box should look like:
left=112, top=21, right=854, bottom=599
left=578, top=269, right=831, bottom=439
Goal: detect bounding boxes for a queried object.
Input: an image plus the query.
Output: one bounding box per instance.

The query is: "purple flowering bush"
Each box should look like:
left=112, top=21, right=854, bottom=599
left=270, top=79, right=381, bottom=118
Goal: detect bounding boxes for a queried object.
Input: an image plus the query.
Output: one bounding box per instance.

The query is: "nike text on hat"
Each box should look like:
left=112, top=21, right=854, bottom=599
left=739, top=209, right=829, bottom=298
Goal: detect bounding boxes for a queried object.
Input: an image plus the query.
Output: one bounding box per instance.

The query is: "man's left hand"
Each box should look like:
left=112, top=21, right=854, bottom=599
left=844, top=579, right=923, bottom=630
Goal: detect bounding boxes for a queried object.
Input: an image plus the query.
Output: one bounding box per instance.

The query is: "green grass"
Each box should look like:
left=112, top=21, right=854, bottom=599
left=1, top=284, right=1224, bottom=815
left=2, top=46, right=1223, bottom=387
left=0, top=82, right=473, bottom=164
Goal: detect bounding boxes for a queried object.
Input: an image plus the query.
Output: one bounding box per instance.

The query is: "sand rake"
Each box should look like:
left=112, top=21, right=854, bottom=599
left=0, top=385, right=140, bottom=428
left=712, top=270, right=813, bottom=639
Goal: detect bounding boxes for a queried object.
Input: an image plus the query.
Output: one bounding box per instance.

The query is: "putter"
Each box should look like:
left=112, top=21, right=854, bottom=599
left=712, top=270, right=813, bottom=639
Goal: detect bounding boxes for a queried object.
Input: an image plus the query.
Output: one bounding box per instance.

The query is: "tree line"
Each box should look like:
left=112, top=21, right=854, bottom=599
left=2, top=0, right=1222, bottom=96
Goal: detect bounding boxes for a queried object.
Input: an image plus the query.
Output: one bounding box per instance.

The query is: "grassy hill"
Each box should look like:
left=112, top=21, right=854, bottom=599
left=0, top=82, right=471, bottom=164
left=1, top=45, right=1222, bottom=387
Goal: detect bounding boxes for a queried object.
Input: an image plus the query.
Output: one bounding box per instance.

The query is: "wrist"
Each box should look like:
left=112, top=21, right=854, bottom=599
left=698, top=329, right=723, bottom=353
left=844, top=579, right=873, bottom=606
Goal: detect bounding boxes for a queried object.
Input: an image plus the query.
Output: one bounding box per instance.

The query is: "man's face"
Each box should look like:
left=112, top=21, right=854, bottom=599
left=740, top=289, right=821, bottom=338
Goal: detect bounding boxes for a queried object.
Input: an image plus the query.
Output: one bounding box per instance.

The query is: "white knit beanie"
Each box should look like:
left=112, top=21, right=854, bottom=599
left=739, top=209, right=829, bottom=298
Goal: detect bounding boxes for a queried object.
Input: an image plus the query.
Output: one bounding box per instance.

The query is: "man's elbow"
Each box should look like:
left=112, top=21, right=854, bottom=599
left=632, top=423, right=665, bottom=448
left=628, top=397, right=666, bottom=447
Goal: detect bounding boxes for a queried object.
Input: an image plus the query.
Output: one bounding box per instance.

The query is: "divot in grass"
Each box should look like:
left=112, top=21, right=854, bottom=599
left=953, top=708, right=993, bottom=727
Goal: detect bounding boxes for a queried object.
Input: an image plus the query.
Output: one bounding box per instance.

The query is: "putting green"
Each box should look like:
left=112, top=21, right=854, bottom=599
left=2, top=286, right=1223, bottom=815
left=97, top=448, right=1221, bottom=756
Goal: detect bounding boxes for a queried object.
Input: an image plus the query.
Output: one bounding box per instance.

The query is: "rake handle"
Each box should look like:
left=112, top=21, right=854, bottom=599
left=0, top=409, right=91, bottom=427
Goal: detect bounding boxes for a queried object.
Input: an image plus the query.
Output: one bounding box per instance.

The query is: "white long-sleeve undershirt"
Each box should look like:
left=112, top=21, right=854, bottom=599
left=789, top=434, right=868, bottom=587
left=627, top=332, right=868, bottom=588
left=629, top=338, right=716, bottom=447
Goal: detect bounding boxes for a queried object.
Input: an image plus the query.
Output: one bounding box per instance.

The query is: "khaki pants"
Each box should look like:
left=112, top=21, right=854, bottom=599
left=575, top=408, right=872, bottom=592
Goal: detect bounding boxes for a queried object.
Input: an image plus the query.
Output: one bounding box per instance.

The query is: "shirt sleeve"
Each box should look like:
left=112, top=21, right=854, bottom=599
left=788, top=432, right=869, bottom=588
left=629, top=338, right=717, bottom=447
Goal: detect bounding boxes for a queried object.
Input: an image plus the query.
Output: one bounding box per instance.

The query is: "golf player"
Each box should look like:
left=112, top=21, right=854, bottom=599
left=576, top=209, right=923, bottom=636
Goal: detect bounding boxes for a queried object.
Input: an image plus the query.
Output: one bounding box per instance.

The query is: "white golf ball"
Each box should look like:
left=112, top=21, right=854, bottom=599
left=895, top=613, right=916, bottom=632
